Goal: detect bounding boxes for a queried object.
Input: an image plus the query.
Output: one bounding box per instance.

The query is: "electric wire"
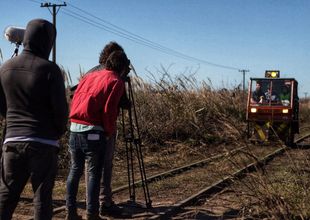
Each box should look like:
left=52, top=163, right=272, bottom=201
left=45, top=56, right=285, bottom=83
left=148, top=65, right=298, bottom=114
left=28, top=0, right=243, bottom=71
left=61, top=9, right=191, bottom=59
left=62, top=1, right=241, bottom=70
left=31, top=0, right=196, bottom=62
left=27, top=0, right=41, bottom=4
left=61, top=8, right=219, bottom=68
left=62, top=9, right=239, bottom=71
left=58, top=0, right=240, bottom=70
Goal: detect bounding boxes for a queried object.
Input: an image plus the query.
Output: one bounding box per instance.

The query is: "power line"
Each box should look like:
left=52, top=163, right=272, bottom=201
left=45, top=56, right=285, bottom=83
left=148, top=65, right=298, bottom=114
left=61, top=10, right=181, bottom=57
left=61, top=9, right=236, bottom=71
left=27, top=0, right=40, bottom=3
left=58, top=1, right=242, bottom=71
left=61, top=8, right=220, bottom=68
left=28, top=0, right=245, bottom=71
left=64, top=6, right=182, bottom=55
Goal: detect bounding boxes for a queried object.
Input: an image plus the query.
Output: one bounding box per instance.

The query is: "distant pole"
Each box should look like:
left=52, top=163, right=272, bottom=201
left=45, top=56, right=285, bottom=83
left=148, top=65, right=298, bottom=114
left=40, top=2, right=67, bottom=63
left=304, top=92, right=308, bottom=100
left=239, top=69, right=250, bottom=93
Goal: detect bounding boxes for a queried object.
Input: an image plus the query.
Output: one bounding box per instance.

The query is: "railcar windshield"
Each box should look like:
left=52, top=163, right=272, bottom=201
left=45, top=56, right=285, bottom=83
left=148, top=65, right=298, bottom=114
left=250, top=79, right=292, bottom=106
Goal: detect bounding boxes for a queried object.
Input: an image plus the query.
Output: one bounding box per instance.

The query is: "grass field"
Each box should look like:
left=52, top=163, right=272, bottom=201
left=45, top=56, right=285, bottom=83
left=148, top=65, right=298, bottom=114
left=1, top=66, right=310, bottom=219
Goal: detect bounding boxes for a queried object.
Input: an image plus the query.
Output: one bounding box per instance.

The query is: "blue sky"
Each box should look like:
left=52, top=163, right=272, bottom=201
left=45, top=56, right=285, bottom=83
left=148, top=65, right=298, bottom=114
left=0, top=0, right=309, bottom=96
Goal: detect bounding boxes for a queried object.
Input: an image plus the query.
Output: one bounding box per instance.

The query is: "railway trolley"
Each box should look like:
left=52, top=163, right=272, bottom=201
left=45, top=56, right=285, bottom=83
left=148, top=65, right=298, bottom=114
left=246, top=70, right=299, bottom=146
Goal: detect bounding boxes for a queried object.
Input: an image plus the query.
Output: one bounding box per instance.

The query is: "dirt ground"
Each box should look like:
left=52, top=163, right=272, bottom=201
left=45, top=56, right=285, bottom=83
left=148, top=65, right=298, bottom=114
left=175, top=146, right=310, bottom=219
left=10, top=140, right=310, bottom=219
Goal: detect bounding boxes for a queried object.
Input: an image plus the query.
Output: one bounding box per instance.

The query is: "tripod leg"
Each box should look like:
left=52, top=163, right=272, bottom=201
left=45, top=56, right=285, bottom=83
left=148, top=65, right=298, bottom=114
left=129, top=141, right=136, bottom=201
left=122, top=109, right=136, bottom=202
left=134, top=141, right=152, bottom=208
left=125, top=140, right=136, bottom=203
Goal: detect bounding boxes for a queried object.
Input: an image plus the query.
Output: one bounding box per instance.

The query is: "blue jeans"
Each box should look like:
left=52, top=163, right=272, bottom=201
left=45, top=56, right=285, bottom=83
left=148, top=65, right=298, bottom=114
left=99, top=133, right=116, bottom=205
left=66, top=131, right=105, bottom=214
left=0, top=142, right=58, bottom=220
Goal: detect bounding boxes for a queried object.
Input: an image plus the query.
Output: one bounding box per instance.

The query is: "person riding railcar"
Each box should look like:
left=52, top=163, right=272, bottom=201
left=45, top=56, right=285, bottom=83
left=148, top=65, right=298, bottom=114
left=251, top=80, right=265, bottom=104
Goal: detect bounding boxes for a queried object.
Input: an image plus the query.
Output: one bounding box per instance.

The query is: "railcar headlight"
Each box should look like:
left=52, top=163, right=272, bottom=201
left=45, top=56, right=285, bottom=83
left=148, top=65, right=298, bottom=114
left=250, top=108, right=257, bottom=113
left=282, top=109, right=289, bottom=114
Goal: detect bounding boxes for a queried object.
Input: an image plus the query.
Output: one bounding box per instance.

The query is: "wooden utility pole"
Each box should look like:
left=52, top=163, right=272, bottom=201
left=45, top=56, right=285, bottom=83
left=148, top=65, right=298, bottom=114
left=41, top=2, right=67, bottom=63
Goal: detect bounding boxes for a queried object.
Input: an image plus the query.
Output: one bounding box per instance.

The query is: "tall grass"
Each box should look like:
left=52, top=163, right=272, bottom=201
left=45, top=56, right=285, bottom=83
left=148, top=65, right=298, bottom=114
left=131, top=71, right=246, bottom=148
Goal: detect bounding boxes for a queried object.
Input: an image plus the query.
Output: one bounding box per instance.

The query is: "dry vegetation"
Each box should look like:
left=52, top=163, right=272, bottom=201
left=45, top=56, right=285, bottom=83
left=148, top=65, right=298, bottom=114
left=130, top=70, right=246, bottom=146
left=1, top=62, right=310, bottom=218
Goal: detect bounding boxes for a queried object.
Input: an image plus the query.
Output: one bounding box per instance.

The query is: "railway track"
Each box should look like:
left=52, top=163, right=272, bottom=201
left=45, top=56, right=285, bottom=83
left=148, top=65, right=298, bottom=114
left=295, top=126, right=310, bottom=142
left=14, top=133, right=310, bottom=219
left=20, top=145, right=248, bottom=219
left=148, top=134, right=310, bottom=219
left=295, top=132, right=310, bottom=144
left=148, top=146, right=286, bottom=219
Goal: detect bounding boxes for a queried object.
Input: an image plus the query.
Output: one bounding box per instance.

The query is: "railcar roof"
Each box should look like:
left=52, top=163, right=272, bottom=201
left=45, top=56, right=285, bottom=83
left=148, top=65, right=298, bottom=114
left=250, top=77, right=297, bottom=81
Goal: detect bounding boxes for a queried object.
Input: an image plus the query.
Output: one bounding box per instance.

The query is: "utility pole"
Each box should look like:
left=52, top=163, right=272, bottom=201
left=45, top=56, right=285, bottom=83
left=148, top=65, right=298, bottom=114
left=41, top=2, right=67, bottom=63
left=239, top=69, right=250, bottom=93
left=304, top=92, right=308, bottom=100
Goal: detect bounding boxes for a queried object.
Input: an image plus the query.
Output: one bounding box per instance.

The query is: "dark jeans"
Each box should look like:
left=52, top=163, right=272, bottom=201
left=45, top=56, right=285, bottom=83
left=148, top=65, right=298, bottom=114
left=99, top=134, right=116, bottom=205
left=66, top=131, right=105, bottom=214
left=0, top=142, right=58, bottom=220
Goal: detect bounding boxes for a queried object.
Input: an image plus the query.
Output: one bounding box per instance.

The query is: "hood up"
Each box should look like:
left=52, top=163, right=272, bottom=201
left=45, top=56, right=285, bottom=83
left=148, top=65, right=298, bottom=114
left=23, top=19, right=56, bottom=59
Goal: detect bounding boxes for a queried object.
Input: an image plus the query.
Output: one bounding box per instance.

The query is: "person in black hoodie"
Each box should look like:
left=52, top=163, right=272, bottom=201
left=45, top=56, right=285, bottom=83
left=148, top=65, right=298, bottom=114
left=0, top=19, right=68, bottom=220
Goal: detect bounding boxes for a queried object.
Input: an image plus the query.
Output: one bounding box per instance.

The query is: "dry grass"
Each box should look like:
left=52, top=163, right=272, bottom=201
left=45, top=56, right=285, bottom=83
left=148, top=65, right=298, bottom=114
left=130, top=71, right=246, bottom=147
left=2, top=64, right=310, bottom=218
left=230, top=147, right=310, bottom=219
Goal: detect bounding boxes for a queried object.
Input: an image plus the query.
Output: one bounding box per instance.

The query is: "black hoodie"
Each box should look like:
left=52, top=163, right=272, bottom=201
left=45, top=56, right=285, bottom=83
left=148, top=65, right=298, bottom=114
left=0, top=19, right=68, bottom=140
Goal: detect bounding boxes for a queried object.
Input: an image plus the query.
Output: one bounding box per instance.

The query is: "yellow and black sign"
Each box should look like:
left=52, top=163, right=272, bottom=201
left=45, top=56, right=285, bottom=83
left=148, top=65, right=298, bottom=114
left=265, top=70, right=280, bottom=78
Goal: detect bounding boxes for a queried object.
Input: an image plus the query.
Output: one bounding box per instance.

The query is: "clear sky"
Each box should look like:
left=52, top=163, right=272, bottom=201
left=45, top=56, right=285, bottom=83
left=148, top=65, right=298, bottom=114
left=0, top=0, right=309, bottom=96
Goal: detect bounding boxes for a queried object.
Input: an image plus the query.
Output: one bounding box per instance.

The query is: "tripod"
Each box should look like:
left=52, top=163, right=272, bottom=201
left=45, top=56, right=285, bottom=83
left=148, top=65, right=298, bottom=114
left=121, top=77, right=152, bottom=208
